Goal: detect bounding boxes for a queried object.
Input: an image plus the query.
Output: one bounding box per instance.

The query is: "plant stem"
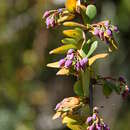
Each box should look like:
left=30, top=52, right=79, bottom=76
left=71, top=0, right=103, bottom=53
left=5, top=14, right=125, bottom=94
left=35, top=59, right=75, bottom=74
left=89, top=81, right=93, bottom=115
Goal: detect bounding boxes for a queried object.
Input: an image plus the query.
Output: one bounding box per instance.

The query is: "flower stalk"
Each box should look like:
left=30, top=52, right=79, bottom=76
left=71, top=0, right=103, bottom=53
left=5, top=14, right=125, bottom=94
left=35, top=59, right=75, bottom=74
left=43, top=0, right=129, bottom=130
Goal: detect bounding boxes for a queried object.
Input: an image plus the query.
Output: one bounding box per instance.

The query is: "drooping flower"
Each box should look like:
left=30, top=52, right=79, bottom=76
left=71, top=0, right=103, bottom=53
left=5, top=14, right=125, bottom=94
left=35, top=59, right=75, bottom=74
left=90, top=20, right=118, bottom=45
left=43, top=11, right=50, bottom=18
left=106, top=29, right=112, bottom=36
left=93, top=28, right=99, bottom=36
left=67, top=49, right=74, bottom=54
left=43, top=8, right=75, bottom=28
left=65, top=59, right=73, bottom=68
left=59, top=59, right=66, bottom=67
left=53, top=97, right=82, bottom=119
left=66, top=53, right=74, bottom=60
left=79, top=57, right=88, bottom=70
left=86, top=107, right=110, bottom=130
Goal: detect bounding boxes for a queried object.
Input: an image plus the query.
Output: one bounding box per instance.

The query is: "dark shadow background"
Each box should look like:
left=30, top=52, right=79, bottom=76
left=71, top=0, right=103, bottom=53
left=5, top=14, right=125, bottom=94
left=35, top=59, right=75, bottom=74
left=0, top=0, right=129, bottom=130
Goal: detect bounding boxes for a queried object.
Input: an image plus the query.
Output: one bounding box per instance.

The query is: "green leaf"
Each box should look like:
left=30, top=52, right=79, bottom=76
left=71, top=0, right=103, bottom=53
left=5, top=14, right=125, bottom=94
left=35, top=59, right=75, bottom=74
left=86, top=5, right=97, bottom=20
left=81, top=39, right=94, bottom=57
left=82, top=43, right=90, bottom=56
left=86, top=41, right=98, bottom=57
left=74, top=80, right=84, bottom=97
left=49, top=44, right=77, bottom=54
left=61, top=38, right=77, bottom=45
left=103, top=81, right=114, bottom=97
left=114, top=85, right=121, bottom=94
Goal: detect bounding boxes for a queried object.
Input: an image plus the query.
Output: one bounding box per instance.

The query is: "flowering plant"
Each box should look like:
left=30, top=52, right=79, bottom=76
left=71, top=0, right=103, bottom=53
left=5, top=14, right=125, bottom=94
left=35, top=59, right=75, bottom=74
left=43, top=0, right=129, bottom=129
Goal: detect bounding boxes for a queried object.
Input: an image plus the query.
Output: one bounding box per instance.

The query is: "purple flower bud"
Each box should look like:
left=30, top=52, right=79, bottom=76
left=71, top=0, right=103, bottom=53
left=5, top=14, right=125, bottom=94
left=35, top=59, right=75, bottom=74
left=96, top=124, right=101, bottom=130
left=99, top=30, right=104, bottom=40
left=104, top=21, right=109, bottom=27
left=75, top=62, right=81, bottom=71
left=46, top=17, right=51, bottom=28
left=106, top=29, right=112, bottom=36
left=67, top=53, right=74, bottom=60
left=86, top=117, right=93, bottom=124
left=79, top=60, right=84, bottom=68
left=59, top=59, right=66, bottom=67
left=92, top=114, right=97, bottom=120
left=114, top=26, right=119, bottom=32
left=45, top=17, right=55, bottom=28
left=58, top=8, right=63, bottom=13
left=43, top=11, right=50, bottom=18
left=80, top=57, right=88, bottom=70
left=67, top=49, right=74, bottom=54
left=118, top=76, right=126, bottom=83
left=65, top=60, right=72, bottom=68
left=93, top=28, right=99, bottom=36
left=55, top=103, right=61, bottom=110
left=50, top=18, right=55, bottom=27
left=103, top=124, right=110, bottom=130
left=83, top=57, right=88, bottom=64
left=89, top=124, right=95, bottom=130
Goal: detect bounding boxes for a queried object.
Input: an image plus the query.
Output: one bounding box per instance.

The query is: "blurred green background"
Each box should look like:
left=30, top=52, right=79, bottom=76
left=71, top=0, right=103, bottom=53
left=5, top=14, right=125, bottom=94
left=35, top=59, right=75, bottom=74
left=0, top=0, right=130, bottom=130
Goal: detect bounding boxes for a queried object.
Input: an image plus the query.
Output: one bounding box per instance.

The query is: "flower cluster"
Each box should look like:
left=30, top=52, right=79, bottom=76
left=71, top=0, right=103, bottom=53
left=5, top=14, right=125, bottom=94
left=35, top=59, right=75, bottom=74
left=43, top=9, right=75, bottom=28
left=53, top=97, right=82, bottom=119
left=59, top=49, right=88, bottom=73
left=86, top=107, right=110, bottom=130
left=90, top=21, right=118, bottom=44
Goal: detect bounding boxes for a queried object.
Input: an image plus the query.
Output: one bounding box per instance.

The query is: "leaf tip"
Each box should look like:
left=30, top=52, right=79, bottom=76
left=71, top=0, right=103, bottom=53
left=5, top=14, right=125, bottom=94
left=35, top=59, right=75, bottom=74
left=49, top=50, right=53, bottom=54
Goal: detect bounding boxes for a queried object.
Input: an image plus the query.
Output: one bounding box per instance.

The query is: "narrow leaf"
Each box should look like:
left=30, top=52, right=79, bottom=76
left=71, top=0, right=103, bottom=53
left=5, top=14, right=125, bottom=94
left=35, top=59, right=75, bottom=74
left=62, top=38, right=77, bottom=45
left=89, top=53, right=108, bottom=66
left=63, top=21, right=87, bottom=29
left=52, top=112, right=61, bottom=120
left=86, top=41, right=98, bottom=57
left=47, top=62, right=59, bottom=68
left=58, top=14, right=75, bottom=23
left=56, top=68, right=69, bottom=75
left=67, top=124, right=85, bottom=130
left=63, top=29, right=83, bottom=41
left=62, top=116, right=77, bottom=124
left=49, top=44, right=77, bottom=54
